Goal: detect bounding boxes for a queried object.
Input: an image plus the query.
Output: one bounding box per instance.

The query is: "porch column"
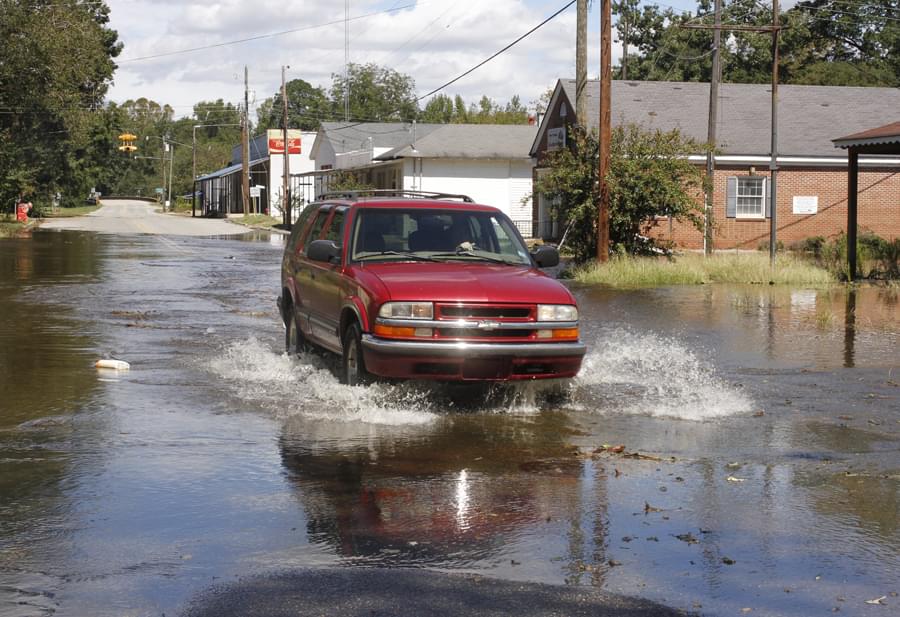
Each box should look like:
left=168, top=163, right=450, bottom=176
left=847, top=148, right=859, bottom=281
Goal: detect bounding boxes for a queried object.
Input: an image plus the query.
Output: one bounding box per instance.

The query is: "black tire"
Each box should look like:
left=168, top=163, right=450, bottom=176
left=284, top=306, right=307, bottom=355
left=341, top=322, right=369, bottom=386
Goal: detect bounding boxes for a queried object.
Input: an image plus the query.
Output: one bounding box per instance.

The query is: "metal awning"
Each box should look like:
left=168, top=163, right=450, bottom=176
left=196, top=158, right=268, bottom=182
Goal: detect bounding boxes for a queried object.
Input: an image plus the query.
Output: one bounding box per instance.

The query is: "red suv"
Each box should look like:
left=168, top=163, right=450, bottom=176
left=278, top=191, right=586, bottom=385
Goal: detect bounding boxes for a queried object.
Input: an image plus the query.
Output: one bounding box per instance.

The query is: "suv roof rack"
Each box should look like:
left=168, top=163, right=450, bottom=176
left=316, top=189, right=475, bottom=203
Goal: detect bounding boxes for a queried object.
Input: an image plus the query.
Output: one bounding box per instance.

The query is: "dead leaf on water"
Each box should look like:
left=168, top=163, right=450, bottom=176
left=865, top=596, right=887, bottom=605
left=727, top=476, right=747, bottom=483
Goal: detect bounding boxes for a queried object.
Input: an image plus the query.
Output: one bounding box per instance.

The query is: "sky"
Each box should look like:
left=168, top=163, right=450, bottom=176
left=105, top=0, right=698, bottom=120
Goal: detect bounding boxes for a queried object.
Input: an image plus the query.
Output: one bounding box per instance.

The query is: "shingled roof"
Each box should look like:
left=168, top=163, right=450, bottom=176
left=536, top=79, right=900, bottom=158
left=374, top=124, right=538, bottom=160
left=833, top=121, right=900, bottom=149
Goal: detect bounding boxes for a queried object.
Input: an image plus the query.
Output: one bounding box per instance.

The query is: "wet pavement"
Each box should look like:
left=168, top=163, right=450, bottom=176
left=0, top=229, right=897, bottom=616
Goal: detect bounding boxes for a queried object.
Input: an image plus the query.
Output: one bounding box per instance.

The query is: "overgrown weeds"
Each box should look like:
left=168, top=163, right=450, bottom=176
left=572, top=252, right=836, bottom=287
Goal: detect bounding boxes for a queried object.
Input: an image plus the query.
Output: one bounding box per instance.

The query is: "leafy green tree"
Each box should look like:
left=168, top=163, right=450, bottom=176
left=256, top=79, right=330, bottom=131
left=329, top=63, right=418, bottom=122
left=535, top=125, right=708, bottom=262
left=0, top=0, right=121, bottom=210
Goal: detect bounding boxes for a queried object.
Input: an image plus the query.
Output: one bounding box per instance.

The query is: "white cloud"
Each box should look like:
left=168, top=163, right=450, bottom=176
left=107, top=0, right=624, bottom=118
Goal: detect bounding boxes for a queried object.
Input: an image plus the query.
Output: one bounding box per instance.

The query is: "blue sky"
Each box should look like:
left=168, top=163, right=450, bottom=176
left=106, top=0, right=706, bottom=119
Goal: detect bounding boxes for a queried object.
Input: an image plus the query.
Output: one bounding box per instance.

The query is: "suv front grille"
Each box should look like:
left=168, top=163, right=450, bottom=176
left=434, top=303, right=535, bottom=342
left=438, top=305, right=532, bottom=319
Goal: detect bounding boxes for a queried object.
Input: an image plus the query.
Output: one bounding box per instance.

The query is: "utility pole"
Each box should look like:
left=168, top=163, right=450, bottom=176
left=282, top=65, right=291, bottom=227
left=597, top=0, right=611, bottom=262
left=241, top=65, right=251, bottom=216
left=344, top=0, right=351, bottom=122
left=704, top=0, right=722, bottom=255
left=768, top=0, right=780, bottom=267
left=621, top=9, right=628, bottom=80
left=576, top=0, right=588, bottom=123
left=167, top=140, right=174, bottom=212
left=682, top=10, right=782, bottom=261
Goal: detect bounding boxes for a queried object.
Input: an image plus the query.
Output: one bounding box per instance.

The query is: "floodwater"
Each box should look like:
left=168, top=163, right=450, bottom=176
left=1, top=230, right=897, bottom=616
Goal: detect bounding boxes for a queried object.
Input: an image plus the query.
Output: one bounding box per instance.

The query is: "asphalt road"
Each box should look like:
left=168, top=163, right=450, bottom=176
left=40, top=199, right=249, bottom=236
left=181, top=569, right=685, bottom=617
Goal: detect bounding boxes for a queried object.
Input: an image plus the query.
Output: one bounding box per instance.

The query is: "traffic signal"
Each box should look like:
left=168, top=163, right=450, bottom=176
left=118, top=132, right=138, bottom=153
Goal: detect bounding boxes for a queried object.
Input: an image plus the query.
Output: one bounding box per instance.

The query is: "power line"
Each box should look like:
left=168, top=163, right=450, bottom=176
left=416, top=0, right=578, bottom=102
left=117, top=3, right=420, bottom=63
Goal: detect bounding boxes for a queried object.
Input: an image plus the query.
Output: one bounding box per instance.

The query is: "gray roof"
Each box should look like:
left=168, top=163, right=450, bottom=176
left=550, top=79, right=900, bottom=158
left=374, top=124, right=538, bottom=160
left=319, top=122, right=444, bottom=154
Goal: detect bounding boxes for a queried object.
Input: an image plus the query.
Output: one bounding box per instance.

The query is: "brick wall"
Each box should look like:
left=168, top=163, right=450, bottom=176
left=647, top=166, right=900, bottom=249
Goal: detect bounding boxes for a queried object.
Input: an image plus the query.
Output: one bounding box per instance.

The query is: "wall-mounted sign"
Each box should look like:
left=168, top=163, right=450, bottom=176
left=792, top=195, right=818, bottom=215
left=547, top=127, right=566, bottom=151
left=267, top=129, right=302, bottom=154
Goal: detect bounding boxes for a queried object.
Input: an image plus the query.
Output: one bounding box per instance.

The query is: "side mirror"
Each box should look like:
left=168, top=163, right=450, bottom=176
left=307, top=239, right=341, bottom=264
left=531, top=245, right=560, bottom=268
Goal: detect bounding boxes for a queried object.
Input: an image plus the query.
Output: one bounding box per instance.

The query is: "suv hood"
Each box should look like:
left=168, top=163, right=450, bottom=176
left=363, top=263, right=575, bottom=305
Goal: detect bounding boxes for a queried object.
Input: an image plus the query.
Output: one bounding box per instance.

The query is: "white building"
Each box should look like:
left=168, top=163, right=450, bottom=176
left=307, top=122, right=538, bottom=235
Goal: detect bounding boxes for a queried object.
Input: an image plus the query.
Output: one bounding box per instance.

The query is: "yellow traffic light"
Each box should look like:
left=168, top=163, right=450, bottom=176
left=118, top=144, right=137, bottom=153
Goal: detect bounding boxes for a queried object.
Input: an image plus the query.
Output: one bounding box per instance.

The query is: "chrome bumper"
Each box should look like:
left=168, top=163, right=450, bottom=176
left=361, top=335, right=587, bottom=358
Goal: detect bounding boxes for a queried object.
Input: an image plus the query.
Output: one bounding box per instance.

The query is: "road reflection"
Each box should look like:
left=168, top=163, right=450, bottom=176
left=279, top=413, right=596, bottom=570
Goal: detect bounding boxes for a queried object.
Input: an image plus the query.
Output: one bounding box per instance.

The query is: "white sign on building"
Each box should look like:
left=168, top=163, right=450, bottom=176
left=792, top=196, right=818, bottom=215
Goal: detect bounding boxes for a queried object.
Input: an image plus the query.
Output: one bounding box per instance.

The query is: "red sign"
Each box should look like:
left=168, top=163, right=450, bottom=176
left=267, top=129, right=301, bottom=154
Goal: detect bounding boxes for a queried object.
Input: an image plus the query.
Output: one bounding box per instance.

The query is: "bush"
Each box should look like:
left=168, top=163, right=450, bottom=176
left=814, top=232, right=899, bottom=280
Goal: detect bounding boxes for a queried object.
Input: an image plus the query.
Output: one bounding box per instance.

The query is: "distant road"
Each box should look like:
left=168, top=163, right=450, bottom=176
left=41, top=199, right=248, bottom=236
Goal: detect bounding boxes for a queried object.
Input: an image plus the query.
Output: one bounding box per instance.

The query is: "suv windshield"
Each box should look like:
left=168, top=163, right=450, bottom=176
left=351, top=208, right=531, bottom=265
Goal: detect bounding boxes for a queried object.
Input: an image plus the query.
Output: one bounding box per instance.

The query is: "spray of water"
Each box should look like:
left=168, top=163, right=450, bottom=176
left=208, top=329, right=751, bottom=424
left=572, top=327, right=753, bottom=420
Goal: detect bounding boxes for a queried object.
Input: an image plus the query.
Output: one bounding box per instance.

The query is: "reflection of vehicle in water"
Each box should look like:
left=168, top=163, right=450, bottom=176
left=279, top=415, right=585, bottom=565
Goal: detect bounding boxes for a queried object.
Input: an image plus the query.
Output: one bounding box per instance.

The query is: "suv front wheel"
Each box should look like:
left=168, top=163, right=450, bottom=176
left=285, top=308, right=307, bottom=355
left=341, top=322, right=369, bottom=386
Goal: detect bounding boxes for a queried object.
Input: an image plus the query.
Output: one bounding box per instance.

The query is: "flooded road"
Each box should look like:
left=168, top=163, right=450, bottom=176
left=1, top=229, right=897, bottom=616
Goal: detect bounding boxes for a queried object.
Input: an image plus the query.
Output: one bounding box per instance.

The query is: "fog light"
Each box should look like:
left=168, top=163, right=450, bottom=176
left=537, top=330, right=552, bottom=339
left=414, top=328, right=433, bottom=337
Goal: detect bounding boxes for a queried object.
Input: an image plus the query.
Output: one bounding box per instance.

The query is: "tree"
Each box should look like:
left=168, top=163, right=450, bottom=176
left=256, top=79, right=330, bottom=131
left=0, top=0, right=121, bottom=209
left=329, top=63, right=418, bottom=122
left=617, top=0, right=898, bottom=86
left=535, top=125, right=708, bottom=263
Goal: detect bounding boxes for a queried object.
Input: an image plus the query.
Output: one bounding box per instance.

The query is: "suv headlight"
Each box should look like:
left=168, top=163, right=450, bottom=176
left=378, top=302, right=434, bottom=320
left=537, top=304, right=578, bottom=322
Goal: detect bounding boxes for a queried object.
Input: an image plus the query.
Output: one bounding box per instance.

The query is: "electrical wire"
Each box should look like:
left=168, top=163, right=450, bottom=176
left=117, top=2, right=420, bottom=63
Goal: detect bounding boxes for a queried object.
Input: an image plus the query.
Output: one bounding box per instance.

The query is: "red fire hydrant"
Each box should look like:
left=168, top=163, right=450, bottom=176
left=15, top=202, right=31, bottom=222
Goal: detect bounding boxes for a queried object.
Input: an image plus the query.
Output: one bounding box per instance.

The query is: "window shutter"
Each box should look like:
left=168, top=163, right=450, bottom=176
left=763, top=177, right=770, bottom=218
left=726, top=176, right=737, bottom=218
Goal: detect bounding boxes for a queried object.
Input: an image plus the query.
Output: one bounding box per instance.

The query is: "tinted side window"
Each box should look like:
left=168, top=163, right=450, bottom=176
left=300, top=208, right=331, bottom=252
left=289, top=204, right=318, bottom=251
left=323, top=210, right=345, bottom=244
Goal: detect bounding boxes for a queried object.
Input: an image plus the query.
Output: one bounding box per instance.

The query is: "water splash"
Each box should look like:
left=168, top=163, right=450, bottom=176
left=572, top=328, right=753, bottom=420
left=208, top=338, right=437, bottom=426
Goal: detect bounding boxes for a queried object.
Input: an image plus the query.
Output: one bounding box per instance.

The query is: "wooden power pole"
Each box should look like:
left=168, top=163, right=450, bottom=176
left=768, top=0, right=780, bottom=267
left=576, top=0, right=588, bottom=123
left=704, top=0, right=722, bottom=255
left=597, top=0, right=611, bottom=262
left=682, top=4, right=782, bottom=261
left=241, top=65, right=250, bottom=216
left=282, top=66, right=291, bottom=227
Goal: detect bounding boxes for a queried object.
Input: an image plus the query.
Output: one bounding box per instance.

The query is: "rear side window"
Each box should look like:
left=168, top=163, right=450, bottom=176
left=323, top=209, right=345, bottom=244
left=288, top=204, right=317, bottom=252
left=300, top=207, right=331, bottom=252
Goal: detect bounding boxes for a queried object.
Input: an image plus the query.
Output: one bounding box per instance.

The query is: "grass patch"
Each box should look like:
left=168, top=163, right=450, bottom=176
left=0, top=217, right=27, bottom=238
left=573, top=252, right=837, bottom=287
left=43, top=204, right=101, bottom=218
left=229, top=214, right=284, bottom=230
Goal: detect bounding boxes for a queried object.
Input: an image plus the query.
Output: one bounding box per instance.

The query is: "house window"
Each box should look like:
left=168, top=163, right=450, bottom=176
left=726, top=176, right=767, bottom=219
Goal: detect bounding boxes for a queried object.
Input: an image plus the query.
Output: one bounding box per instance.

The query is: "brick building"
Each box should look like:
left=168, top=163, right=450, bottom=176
left=530, top=80, right=900, bottom=249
